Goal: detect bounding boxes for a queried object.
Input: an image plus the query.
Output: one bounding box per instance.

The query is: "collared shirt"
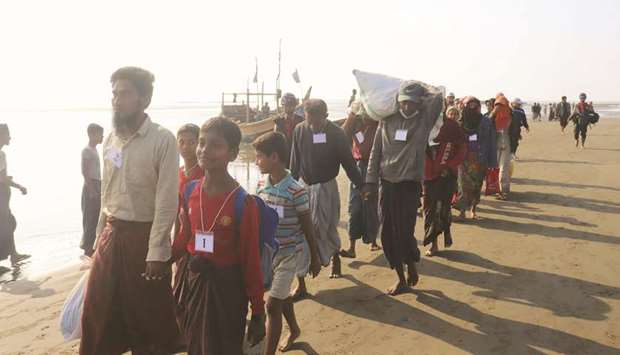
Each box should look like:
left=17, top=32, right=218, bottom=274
left=366, top=91, right=444, bottom=184
left=97, top=115, right=179, bottom=262
left=290, top=120, right=362, bottom=188
left=257, top=172, right=310, bottom=256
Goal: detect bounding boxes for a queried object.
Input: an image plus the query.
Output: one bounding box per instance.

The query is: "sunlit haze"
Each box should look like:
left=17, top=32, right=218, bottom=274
left=1, top=0, right=618, bottom=109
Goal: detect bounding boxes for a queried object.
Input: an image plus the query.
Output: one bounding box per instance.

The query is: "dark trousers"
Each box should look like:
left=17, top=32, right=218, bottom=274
left=574, top=124, right=588, bottom=143
left=423, top=175, right=456, bottom=247
left=81, top=181, right=101, bottom=254
left=379, top=180, right=421, bottom=269
left=348, top=160, right=378, bottom=243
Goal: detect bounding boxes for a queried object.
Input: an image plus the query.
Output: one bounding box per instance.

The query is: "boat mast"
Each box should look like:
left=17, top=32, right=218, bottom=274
left=276, top=39, right=282, bottom=111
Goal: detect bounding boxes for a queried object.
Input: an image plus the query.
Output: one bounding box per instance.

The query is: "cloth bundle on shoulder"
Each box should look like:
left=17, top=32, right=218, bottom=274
left=353, top=69, right=445, bottom=121
left=353, top=69, right=402, bottom=121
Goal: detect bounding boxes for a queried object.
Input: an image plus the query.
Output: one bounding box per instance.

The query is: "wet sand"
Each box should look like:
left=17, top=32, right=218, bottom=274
left=1, top=120, right=619, bottom=354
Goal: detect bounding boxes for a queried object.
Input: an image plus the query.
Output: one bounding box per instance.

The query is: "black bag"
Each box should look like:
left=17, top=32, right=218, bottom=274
left=585, top=110, right=600, bottom=124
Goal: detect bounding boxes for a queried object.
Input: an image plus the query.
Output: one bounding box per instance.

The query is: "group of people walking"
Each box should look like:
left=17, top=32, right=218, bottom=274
left=0, top=65, right=600, bottom=355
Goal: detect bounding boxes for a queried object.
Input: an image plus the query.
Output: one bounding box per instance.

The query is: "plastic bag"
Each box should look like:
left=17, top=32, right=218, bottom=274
left=352, top=69, right=402, bottom=121
left=60, top=269, right=90, bottom=341
left=485, top=168, right=500, bottom=196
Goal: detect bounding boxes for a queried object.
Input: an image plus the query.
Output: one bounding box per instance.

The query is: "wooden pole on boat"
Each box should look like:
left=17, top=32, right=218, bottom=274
left=246, top=78, right=250, bottom=123
left=261, top=82, right=265, bottom=110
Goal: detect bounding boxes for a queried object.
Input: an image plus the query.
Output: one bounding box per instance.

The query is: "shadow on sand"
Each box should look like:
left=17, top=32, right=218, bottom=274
left=331, top=252, right=619, bottom=354
left=512, top=177, right=620, bottom=193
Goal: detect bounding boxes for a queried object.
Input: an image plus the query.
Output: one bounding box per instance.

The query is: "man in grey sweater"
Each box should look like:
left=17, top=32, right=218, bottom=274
left=364, top=81, right=443, bottom=295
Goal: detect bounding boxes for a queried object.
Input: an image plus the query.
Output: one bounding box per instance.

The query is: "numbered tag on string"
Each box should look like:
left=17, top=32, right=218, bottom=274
left=195, top=230, right=214, bottom=253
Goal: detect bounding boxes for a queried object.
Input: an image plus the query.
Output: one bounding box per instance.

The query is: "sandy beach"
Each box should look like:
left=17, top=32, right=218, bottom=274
left=1, top=120, right=619, bottom=355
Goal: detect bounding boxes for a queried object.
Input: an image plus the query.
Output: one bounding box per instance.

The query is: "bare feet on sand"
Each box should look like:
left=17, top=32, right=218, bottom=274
left=290, top=279, right=310, bottom=301
left=339, top=249, right=356, bottom=258
left=278, top=326, right=301, bottom=352
left=329, top=256, right=342, bottom=279
left=425, top=244, right=438, bottom=257
left=407, top=263, right=419, bottom=287
left=370, top=243, right=382, bottom=251
left=387, top=280, right=411, bottom=296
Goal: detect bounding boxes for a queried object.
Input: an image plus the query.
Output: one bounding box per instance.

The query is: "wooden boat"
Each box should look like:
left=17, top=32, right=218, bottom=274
left=239, top=116, right=346, bottom=141
left=238, top=115, right=279, bottom=141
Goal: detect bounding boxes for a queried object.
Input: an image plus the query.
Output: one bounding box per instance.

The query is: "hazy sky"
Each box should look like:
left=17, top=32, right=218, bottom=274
left=0, top=0, right=618, bottom=109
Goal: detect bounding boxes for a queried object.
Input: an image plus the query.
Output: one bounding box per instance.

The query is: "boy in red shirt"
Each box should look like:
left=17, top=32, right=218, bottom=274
left=173, top=124, right=204, bottom=246
left=173, top=117, right=265, bottom=354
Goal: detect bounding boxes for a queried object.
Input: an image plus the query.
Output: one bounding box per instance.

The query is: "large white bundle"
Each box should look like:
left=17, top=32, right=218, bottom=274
left=353, top=69, right=402, bottom=121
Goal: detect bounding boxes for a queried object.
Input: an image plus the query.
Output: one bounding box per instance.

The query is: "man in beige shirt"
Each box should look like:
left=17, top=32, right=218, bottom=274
left=80, top=67, right=183, bottom=355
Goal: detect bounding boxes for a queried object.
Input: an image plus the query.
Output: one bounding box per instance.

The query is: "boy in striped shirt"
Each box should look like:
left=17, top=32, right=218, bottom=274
left=253, top=132, right=321, bottom=354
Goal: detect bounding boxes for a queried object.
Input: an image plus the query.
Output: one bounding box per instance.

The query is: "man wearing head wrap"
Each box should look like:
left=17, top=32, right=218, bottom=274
left=455, top=97, right=498, bottom=220
left=509, top=98, right=530, bottom=160
left=363, top=80, right=443, bottom=296
left=290, top=99, right=362, bottom=279
left=568, top=93, right=594, bottom=148
left=274, top=93, right=304, bottom=167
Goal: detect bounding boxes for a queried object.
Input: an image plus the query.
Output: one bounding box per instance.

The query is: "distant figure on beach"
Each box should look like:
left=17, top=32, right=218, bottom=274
left=80, top=67, right=183, bottom=354
left=262, top=102, right=271, bottom=115
left=557, top=96, right=571, bottom=134
left=569, top=92, right=595, bottom=149
left=548, top=103, right=556, bottom=121
left=80, top=123, right=104, bottom=257
left=509, top=98, right=530, bottom=160
left=455, top=98, right=497, bottom=220
left=274, top=93, right=303, bottom=167
left=543, top=103, right=548, bottom=117
left=348, top=89, right=357, bottom=107
left=531, top=102, right=542, bottom=121
left=423, top=106, right=466, bottom=257
left=340, top=103, right=381, bottom=259
left=363, top=81, right=443, bottom=295
left=291, top=99, right=363, bottom=279
left=491, top=93, right=513, bottom=200
left=0, top=124, right=30, bottom=274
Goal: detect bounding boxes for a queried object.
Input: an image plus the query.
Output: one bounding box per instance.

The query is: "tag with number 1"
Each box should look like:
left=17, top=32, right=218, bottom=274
left=195, top=230, right=214, bottom=253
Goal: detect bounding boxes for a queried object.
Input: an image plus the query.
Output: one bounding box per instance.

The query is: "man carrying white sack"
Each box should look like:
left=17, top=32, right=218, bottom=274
left=363, top=80, right=443, bottom=296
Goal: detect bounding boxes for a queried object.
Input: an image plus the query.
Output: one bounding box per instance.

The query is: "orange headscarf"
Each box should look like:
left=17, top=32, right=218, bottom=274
left=494, top=93, right=512, bottom=130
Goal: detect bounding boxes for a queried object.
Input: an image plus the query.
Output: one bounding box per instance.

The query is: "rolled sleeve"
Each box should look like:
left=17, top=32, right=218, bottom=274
left=146, top=132, right=180, bottom=262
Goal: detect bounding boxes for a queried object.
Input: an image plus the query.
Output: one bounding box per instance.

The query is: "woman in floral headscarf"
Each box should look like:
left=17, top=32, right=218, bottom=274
left=454, top=97, right=498, bottom=220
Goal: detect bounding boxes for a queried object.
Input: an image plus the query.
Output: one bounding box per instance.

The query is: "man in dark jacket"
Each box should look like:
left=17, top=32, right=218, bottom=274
left=509, top=98, right=529, bottom=160
left=556, top=96, right=571, bottom=134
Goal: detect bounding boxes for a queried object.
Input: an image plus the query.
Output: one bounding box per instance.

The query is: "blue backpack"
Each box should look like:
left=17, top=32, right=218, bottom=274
left=184, top=181, right=279, bottom=289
